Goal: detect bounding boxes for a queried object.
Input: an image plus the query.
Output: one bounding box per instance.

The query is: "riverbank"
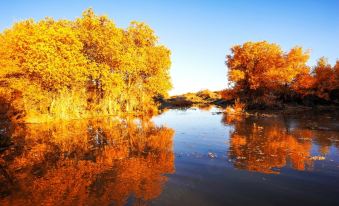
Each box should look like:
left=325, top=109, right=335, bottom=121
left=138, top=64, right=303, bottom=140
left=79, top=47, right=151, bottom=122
left=159, top=91, right=339, bottom=116
left=158, top=90, right=228, bottom=109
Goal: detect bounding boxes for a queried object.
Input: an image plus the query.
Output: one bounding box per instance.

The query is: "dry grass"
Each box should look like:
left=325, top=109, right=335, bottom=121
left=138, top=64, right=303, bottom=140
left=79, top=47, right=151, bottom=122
left=225, top=99, right=245, bottom=114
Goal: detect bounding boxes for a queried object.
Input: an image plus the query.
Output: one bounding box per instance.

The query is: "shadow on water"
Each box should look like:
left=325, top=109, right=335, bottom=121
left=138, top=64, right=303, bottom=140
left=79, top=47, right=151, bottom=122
left=0, top=118, right=175, bottom=206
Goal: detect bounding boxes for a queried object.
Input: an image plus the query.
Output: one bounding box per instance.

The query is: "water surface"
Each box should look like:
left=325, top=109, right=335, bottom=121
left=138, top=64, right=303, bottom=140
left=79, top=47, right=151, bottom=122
left=1, top=107, right=339, bottom=205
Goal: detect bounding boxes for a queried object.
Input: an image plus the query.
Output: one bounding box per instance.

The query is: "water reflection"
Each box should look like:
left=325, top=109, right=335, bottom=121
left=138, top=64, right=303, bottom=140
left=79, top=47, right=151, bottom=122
left=0, top=118, right=174, bottom=206
left=223, top=113, right=339, bottom=174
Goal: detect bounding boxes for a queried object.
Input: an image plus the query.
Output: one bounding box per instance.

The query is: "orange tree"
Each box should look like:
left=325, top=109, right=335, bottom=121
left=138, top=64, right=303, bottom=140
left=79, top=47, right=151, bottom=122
left=292, top=58, right=339, bottom=102
left=226, top=41, right=309, bottom=107
left=313, top=58, right=337, bottom=100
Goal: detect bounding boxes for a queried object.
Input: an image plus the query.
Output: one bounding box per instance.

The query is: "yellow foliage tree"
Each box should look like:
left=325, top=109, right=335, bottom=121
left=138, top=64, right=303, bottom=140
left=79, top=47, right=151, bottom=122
left=0, top=8, right=172, bottom=123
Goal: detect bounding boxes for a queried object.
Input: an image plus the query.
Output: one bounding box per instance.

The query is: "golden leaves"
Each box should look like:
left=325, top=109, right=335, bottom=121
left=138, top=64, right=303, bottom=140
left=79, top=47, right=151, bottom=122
left=229, top=69, right=245, bottom=82
left=0, top=8, right=172, bottom=122
left=291, top=57, right=339, bottom=99
left=227, top=41, right=310, bottom=90
left=226, top=41, right=339, bottom=105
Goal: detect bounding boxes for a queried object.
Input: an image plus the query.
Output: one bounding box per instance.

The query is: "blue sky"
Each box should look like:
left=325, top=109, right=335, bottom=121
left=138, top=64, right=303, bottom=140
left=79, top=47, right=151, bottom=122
left=1, top=0, right=338, bottom=95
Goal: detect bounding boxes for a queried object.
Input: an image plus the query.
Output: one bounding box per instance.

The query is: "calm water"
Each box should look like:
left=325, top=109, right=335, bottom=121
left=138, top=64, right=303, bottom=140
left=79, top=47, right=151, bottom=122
left=1, top=107, right=339, bottom=206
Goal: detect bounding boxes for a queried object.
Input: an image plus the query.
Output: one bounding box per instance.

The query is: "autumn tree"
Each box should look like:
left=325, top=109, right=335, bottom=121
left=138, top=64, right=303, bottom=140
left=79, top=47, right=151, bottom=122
left=0, top=8, right=171, bottom=123
left=226, top=41, right=309, bottom=107
left=333, top=61, right=339, bottom=101
left=292, top=58, right=339, bottom=102
left=313, top=58, right=337, bottom=100
left=291, top=72, right=316, bottom=98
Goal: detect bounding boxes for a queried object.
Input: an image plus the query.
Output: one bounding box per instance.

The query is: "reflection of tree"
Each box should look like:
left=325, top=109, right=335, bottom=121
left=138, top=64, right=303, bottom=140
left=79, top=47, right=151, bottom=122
left=197, top=104, right=213, bottom=111
left=0, top=118, right=174, bottom=206
left=224, top=114, right=338, bottom=174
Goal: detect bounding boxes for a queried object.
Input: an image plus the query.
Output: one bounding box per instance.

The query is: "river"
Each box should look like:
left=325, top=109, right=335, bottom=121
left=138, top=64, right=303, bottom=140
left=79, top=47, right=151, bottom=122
left=1, top=107, right=338, bottom=205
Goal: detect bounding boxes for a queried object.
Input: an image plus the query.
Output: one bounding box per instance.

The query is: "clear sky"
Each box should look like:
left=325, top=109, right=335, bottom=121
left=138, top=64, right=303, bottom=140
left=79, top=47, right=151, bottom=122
left=1, top=0, right=338, bottom=95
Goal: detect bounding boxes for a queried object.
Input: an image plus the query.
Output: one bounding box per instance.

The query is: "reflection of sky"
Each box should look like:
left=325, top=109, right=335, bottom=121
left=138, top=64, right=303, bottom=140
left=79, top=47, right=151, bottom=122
left=153, top=107, right=231, bottom=155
